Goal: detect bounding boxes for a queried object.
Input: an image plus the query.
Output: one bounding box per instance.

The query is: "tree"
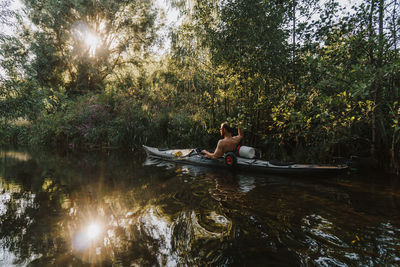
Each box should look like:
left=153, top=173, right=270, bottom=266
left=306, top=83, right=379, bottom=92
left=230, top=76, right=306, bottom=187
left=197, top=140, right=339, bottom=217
left=16, top=0, right=159, bottom=94
left=0, top=0, right=14, bottom=33
left=170, top=0, right=291, bottom=144
left=286, top=0, right=321, bottom=90
left=0, top=0, right=17, bottom=81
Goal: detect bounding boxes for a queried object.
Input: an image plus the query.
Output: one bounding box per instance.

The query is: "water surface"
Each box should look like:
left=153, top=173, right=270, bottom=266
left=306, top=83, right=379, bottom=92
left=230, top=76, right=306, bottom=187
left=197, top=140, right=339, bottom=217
left=0, top=148, right=399, bottom=266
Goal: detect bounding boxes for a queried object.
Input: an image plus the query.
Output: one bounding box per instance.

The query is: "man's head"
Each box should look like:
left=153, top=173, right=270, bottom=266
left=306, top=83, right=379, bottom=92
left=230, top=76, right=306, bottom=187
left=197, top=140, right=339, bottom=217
left=220, top=122, right=233, bottom=136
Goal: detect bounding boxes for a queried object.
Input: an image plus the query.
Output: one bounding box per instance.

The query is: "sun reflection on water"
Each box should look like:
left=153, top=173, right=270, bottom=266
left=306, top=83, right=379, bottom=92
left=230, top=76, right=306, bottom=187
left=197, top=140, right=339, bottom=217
left=87, top=222, right=102, bottom=239
left=72, top=221, right=104, bottom=253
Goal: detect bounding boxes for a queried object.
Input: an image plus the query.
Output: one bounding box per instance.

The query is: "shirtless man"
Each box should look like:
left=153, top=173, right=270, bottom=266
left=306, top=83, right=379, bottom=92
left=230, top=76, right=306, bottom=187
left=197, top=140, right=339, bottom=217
left=201, top=122, right=244, bottom=159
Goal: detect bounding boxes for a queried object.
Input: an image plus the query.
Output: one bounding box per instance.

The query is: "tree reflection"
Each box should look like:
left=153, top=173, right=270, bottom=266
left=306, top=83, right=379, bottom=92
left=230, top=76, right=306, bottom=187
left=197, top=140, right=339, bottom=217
left=0, top=149, right=236, bottom=266
left=0, top=184, right=67, bottom=265
left=0, top=149, right=399, bottom=265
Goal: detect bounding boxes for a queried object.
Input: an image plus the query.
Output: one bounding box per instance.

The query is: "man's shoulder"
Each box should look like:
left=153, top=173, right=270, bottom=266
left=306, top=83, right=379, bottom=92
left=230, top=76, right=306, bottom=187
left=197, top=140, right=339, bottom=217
left=233, top=135, right=243, bottom=141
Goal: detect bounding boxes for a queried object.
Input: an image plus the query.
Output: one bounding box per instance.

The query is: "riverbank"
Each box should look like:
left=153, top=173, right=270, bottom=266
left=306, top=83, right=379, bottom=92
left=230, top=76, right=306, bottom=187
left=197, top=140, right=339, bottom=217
left=1, top=92, right=397, bottom=175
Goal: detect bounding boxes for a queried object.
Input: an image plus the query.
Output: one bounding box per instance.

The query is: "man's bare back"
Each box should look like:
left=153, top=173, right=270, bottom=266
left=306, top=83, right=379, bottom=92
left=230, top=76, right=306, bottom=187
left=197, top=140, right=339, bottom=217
left=201, top=122, right=243, bottom=159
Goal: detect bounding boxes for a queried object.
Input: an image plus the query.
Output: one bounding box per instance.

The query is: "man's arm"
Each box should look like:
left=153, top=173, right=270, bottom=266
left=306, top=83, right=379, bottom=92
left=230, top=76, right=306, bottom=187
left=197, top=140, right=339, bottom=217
left=201, top=140, right=224, bottom=159
left=234, top=125, right=244, bottom=142
left=238, top=125, right=244, bottom=139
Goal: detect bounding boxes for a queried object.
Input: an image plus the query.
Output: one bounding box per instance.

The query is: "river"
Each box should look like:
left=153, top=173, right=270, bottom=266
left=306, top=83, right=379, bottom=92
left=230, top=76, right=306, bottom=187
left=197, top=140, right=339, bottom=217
left=0, top=148, right=399, bottom=266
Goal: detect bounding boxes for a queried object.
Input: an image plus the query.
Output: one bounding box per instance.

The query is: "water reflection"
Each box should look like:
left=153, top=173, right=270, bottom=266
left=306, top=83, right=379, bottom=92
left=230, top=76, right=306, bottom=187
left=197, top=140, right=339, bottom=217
left=0, top=148, right=399, bottom=266
left=0, top=151, right=31, bottom=162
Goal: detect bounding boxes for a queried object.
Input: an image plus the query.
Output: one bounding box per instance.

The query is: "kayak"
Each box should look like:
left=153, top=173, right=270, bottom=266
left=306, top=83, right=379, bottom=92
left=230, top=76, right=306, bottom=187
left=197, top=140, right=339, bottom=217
left=143, top=146, right=348, bottom=175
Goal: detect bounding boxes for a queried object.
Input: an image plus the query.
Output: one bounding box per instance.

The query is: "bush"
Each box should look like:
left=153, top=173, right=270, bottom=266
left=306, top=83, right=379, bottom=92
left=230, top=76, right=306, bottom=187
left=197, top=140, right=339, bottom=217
left=0, top=122, right=31, bottom=147
left=24, top=92, right=212, bottom=150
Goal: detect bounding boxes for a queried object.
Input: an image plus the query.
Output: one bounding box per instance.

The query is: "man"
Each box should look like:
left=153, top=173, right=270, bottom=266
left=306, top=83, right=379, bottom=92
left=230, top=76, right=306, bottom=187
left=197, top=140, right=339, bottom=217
left=201, top=122, right=244, bottom=159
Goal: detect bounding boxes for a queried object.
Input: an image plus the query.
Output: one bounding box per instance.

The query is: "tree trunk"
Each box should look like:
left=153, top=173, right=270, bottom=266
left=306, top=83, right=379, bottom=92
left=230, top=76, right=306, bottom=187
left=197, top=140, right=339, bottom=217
left=375, top=0, right=385, bottom=155
left=391, top=0, right=398, bottom=101
left=211, top=83, right=216, bottom=126
left=390, top=0, right=398, bottom=174
left=292, top=0, right=296, bottom=90
left=369, top=0, right=377, bottom=156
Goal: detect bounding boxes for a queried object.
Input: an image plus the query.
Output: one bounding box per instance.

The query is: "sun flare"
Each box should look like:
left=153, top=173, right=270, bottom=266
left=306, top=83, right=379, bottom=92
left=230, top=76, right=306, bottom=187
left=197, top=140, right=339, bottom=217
left=71, top=21, right=102, bottom=57
left=85, top=33, right=100, bottom=50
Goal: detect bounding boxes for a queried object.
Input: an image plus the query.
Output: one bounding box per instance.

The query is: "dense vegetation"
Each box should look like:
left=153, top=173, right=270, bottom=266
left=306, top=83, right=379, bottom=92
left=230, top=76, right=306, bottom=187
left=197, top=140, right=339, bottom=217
left=0, top=0, right=399, bottom=173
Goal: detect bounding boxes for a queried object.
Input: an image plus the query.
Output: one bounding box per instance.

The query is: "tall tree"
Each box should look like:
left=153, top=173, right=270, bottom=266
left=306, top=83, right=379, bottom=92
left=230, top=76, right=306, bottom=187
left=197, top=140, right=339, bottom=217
left=0, top=0, right=13, bottom=32
left=171, top=0, right=291, bottom=142
left=0, top=0, right=16, bottom=81
left=15, top=0, right=159, bottom=94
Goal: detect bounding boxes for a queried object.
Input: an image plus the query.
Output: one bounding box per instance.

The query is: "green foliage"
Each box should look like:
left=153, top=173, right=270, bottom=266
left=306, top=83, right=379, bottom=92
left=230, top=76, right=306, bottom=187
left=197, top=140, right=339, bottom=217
left=0, top=122, right=30, bottom=146
left=267, top=88, right=374, bottom=161
left=0, top=79, right=46, bottom=121
left=26, top=92, right=212, bottom=150
left=166, top=0, right=400, bottom=169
